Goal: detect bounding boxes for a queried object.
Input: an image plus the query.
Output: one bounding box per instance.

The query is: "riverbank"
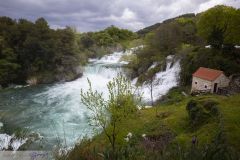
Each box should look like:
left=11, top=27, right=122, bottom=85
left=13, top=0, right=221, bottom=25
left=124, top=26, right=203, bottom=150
left=65, top=91, right=240, bottom=159
left=0, top=46, right=183, bottom=153
left=0, top=48, right=141, bottom=151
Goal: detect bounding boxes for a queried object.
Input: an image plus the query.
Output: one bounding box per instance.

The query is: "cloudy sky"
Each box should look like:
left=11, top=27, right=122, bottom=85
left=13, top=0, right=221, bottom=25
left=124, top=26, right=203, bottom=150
left=0, top=0, right=239, bottom=32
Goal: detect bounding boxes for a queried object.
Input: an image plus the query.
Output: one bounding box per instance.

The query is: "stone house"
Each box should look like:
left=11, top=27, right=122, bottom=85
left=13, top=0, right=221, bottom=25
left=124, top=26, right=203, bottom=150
left=191, top=67, right=230, bottom=93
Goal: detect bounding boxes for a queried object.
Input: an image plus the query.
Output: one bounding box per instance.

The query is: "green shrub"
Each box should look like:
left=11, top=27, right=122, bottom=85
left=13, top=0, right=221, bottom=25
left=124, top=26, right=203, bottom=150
left=186, top=99, right=219, bottom=127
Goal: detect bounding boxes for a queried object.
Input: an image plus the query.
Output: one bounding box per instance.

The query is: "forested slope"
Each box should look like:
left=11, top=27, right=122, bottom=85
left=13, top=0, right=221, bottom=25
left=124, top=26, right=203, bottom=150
left=0, top=17, right=136, bottom=87
left=128, top=5, right=240, bottom=87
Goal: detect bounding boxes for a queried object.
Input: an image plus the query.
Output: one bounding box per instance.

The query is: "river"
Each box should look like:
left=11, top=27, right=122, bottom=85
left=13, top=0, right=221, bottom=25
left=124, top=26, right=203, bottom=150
left=0, top=48, right=180, bottom=151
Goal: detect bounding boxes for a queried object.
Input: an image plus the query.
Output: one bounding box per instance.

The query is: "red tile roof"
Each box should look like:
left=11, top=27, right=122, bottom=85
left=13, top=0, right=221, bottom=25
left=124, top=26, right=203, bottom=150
left=192, top=67, right=223, bottom=81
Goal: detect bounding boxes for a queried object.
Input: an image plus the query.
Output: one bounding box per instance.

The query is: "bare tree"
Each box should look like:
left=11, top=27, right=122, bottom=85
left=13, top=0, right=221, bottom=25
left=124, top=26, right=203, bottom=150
left=145, top=69, right=163, bottom=116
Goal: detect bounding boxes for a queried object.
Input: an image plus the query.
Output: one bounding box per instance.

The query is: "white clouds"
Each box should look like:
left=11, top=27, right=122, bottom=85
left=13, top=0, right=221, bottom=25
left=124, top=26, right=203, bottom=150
left=198, top=0, right=226, bottom=12
left=0, top=0, right=239, bottom=32
left=108, top=8, right=145, bottom=30
left=154, top=0, right=198, bottom=21
left=50, top=24, right=65, bottom=30
left=121, top=8, right=136, bottom=21
left=108, top=8, right=137, bottom=22
left=198, top=0, right=240, bottom=12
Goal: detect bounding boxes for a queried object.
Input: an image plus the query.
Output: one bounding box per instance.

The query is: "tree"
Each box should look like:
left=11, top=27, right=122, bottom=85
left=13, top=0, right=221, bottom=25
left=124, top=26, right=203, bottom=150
left=81, top=74, right=140, bottom=158
left=151, top=22, right=183, bottom=55
left=0, top=36, right=20, bottom=86
left=197, top=5, right=240, bottom=49
left=79, top=33, right=95, bottom=48
left=145, top=69, right=155, bottom=107
left=145, top=68, right=163, bottom=116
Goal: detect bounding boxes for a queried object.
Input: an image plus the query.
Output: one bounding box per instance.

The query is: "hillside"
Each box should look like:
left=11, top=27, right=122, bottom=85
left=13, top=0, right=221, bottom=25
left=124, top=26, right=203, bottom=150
left=0, top=18, right=137, bottom=88
left=137, top=13, right=196, bottom=36
left=127, top=5, right=240, bottom=88
left=63, top=5, right=240, bottom=160
left=65, top=90, right=240, bottom=160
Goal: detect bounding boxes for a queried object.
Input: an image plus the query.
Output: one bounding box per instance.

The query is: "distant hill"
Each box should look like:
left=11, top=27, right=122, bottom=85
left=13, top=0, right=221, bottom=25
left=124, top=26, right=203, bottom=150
left=137, top=13, right=196, bottom=36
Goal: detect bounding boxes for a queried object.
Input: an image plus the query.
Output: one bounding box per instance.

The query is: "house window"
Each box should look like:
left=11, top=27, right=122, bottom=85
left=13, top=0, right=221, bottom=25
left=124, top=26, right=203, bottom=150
left=195, top=82, right=197, bottom=84
left=205, top=85, right=207, bottom=88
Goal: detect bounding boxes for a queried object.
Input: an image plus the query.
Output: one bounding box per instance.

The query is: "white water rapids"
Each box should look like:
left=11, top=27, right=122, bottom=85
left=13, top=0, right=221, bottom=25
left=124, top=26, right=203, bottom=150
left=0, top=47, right=180, bottom=151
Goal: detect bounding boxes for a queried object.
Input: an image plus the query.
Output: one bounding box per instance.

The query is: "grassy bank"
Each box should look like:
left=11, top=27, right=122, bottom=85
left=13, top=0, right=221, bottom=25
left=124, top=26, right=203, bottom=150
left=64, top=91, right=240, bottom=160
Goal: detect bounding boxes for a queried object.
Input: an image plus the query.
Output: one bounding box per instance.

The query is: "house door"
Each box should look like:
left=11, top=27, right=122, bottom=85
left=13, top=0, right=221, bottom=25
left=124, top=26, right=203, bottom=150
left=213, top=83, right=218, bottom=93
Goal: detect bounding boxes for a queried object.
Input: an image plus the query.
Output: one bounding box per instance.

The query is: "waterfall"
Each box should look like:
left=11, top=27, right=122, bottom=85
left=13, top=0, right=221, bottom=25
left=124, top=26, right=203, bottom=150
left=0, top=47, right=180, bottom=151
left=0, top=49, right=132, bottom=150
left=133, top=55, right=181, bottom=102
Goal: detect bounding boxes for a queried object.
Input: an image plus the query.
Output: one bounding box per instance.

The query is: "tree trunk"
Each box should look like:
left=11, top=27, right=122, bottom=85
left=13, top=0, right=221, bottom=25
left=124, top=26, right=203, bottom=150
left=150, top=78, right=154, bottom=107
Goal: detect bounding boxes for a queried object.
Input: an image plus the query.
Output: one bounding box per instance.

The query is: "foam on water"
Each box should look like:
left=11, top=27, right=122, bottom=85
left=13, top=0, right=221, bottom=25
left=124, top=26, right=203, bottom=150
left=0, top=47, right=180, bottom=150
left=0, top=133, right=27, bottom=151
left=134, top=55, right=181, bottom=102
left=0, top=48, right=134, bottom=150
left=148, top=62, right=159, bottom=71
left=29, top=54, right=127, bottom=148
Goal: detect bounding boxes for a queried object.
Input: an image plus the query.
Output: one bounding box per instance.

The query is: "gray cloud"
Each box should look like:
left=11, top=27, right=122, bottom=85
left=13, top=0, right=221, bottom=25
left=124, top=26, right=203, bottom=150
left=0, top=0, right=239, bottom=32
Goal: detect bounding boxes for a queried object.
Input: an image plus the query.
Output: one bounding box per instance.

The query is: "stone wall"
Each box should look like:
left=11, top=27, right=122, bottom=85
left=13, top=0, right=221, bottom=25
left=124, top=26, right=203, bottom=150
left=212, top=74, right=230, bottom=92
left=191, top=76, right=212, bottom=93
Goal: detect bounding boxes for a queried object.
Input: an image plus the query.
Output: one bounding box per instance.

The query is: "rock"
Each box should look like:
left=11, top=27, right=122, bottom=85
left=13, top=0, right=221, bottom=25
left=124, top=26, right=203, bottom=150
left=144, top=105, right=152, bottom=109
left=34, top=65, right=84, bottom=84
left=54, top=65, right=83, bottom=83
left=181, top=91, right=188, bottom=97
left=28, top=132, right=43, bottom=142
left=235, top=45, right=240, bottom=49
left=157, top=112, right=171, bottom=119
left=26, top=77, right=38, bottom=85
left=205, top=45, right=211, bottom=48
left=0, top=122, right=3, bottom=129
left=74, top=66, right=83, bottom=75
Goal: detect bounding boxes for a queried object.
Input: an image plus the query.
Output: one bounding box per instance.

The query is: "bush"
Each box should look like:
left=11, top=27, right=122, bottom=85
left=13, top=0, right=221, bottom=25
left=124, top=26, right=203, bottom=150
left=202, top=99, right=219, bottom=115
left=186, top=99, right=219, bottom=127
left=160, top=87, right=187, bottom=105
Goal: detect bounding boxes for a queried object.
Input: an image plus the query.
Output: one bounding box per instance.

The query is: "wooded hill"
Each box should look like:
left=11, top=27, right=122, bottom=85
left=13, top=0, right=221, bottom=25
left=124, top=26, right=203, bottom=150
left=65, top=5, right=240, bottom=160
left=0, top=18, right=136, bottom=87
left=128, top=5, right=240, bottom=87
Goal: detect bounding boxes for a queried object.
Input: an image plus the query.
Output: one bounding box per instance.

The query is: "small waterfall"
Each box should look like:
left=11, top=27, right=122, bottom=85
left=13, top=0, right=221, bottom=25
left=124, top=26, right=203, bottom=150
left=134, top=55, right=181, bottom=102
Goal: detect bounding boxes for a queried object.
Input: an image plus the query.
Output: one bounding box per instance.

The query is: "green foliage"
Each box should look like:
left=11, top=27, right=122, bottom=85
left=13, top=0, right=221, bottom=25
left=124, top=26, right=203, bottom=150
left=176, top=17, right=194, bottom=25
left=180, top=47, right=240, bottom=86
left=67, top=94, right=240, bottom=160
left=0, top=60, right=20, bottom=86
left=78, top=26, right=137, bottom=58
left=105, top=26, right=137, bottom=42
left=80, top=74, right=140, bottom=157
left=160, top=87, right=188, bottom=105
left=0, top=35, right=20, bottom=85
left=0, top=16, right=134, bottom=86
left=128, top=14, right=199, bottom=83
left=186, top=99, right=219, bottom=127
left=197, top=5, right=240, bottom=48
left=0, top=16, right=84, bottom=86
left=129, top=5, right=239, bottom=88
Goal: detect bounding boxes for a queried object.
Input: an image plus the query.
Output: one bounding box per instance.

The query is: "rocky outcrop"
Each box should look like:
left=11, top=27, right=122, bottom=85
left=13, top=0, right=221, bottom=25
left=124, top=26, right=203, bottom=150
left=229, top=74, right=240, bottom=93
left=54, top=65, right=83, bottom=82
left=26, top=77, right=38, bottom=85
left=26, top=66, right=84, bottom=85
left=88, top=44, right=124, bottom=58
